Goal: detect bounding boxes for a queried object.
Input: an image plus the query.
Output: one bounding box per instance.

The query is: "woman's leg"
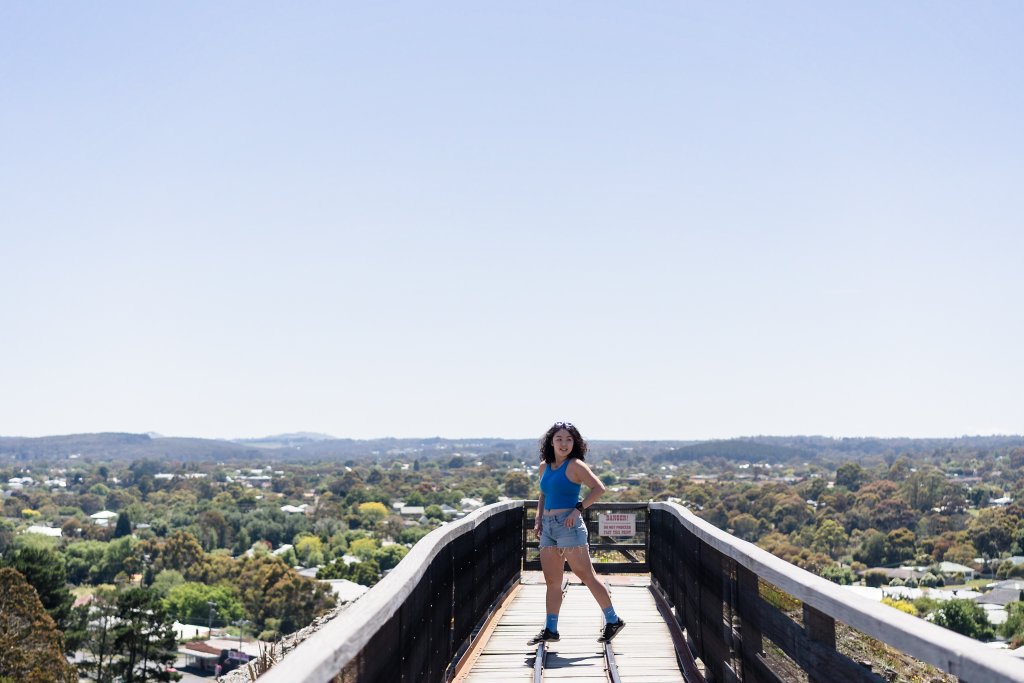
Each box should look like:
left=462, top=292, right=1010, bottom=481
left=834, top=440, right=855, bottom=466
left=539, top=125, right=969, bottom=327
left=539, top=546, right=566, bottom=617
left=562, top=546, right=612, bottom=610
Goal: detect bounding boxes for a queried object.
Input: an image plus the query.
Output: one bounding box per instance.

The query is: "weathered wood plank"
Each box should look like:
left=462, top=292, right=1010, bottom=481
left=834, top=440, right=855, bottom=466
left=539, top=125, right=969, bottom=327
left=804, top=604, right=836, bottom=683
left=735, top=565, right=782, bottom=683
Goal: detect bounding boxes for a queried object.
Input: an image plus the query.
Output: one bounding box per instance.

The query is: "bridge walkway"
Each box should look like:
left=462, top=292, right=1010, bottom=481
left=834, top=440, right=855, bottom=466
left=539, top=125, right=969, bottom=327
left=454, top=573, right=689, bottom=683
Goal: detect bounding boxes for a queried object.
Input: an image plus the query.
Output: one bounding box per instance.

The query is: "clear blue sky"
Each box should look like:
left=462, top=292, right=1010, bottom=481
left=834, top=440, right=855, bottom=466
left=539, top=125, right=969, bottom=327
left=2, top=2, right=1022, bottom=441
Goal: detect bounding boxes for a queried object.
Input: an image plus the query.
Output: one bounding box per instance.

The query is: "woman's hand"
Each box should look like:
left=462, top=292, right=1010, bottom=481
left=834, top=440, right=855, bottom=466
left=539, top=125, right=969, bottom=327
left=565, top=509, right=581, bottom=527
left=533, top=518, right=542, bottom=538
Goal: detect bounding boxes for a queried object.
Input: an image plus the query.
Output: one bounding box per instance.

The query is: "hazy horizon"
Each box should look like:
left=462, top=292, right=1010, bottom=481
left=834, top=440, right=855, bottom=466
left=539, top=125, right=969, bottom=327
left=3, top=429, right=1023, bottom=443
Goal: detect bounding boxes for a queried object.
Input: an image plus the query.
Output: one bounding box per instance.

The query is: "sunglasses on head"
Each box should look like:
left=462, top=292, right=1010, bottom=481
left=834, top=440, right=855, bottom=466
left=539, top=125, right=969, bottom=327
left=553, top=421, right=574, bottom=430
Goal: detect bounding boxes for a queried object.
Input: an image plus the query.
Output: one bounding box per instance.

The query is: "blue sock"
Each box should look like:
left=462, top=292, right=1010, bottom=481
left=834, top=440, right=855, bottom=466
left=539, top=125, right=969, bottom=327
left=602, top=606, right=619, bottom=624
left=546, top=614, right=558, bottom=633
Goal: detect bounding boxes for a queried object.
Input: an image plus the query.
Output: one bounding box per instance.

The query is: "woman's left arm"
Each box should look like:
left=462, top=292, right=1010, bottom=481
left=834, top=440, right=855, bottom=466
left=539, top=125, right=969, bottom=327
left=566, top=460, right=606, bottom=524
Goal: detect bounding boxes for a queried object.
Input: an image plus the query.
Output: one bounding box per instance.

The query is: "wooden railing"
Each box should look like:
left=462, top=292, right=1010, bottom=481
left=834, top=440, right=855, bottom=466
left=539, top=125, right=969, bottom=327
left=522, top=500, right=650, bottom=573
left=256, top=500, right=1024, bottom=683
left=649, top=502, right=1024, bottom=683
left=257, top=501, right=522, bottom=683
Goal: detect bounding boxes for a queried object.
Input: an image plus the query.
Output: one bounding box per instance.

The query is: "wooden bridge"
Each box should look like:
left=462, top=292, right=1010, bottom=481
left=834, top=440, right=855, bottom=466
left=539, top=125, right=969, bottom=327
left=258, top=501, right=1024, bottom=683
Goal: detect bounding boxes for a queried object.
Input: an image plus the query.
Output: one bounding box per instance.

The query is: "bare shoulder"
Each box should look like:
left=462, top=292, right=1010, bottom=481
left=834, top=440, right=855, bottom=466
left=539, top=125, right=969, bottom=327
left=566, top=458, right=595, bottom=482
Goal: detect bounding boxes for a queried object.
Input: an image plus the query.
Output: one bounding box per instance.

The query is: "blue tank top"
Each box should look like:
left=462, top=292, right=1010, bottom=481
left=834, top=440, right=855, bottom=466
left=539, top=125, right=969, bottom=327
left=541, top=460, right=582, bottom=510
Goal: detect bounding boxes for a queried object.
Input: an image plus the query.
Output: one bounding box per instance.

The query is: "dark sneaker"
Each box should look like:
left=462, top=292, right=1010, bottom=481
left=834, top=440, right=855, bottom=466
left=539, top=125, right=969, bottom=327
left=598, top=620, right=626, bottom=643
left=528, top=628, right=560, bottom=645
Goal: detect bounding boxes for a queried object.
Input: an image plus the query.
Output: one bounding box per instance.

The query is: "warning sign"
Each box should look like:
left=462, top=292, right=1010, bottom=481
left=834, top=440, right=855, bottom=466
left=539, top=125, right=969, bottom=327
left=598, top=513, right=636, bottom=537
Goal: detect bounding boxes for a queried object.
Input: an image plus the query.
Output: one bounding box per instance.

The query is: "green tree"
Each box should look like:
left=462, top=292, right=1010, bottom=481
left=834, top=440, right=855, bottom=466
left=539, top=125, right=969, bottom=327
left=902, top=467, right=947, bottom=512
left=294, top=534, right=325, bottom=567
left=110, top=587, right=180, bottom=682
left=812, top=519, right=849, bottom=559
left=65, top=540, right=108, bottom=584
left=863, top=570, right=889, bottom=587
left=74, top=589, right=119, bottom=683
left=820, top=564, right=855, bottom=585
left=154, top=530, right=206, bottom=580
left=835, top=462, right=867, bottom=491
left=729, top=513, right=762, bottom=542
left=1001, top=602, right=1024, bottom=642
left=854, top=530, right=888, bottom=566
left=0, top=546, right=74, bottom=633
left=113, top=510, right=132, bottom=539
left=349, top=560, right=382, bottom=587
left=235, top=555, right=334, bottom=636
left=357, top=502, right=388, bottom=526
left=0, top=568, right=77, bottom=683
left=0, top=520, right=15, bottom=555
left=150, top=569, right=185, bottom=598
left=97, top=536, right=141, bottom=583
left=350, top=537, right=379, bottom=560
left=317, top=558, right=349, bottom=580
left=262, top=572, right=336, bottom=634
left=503, top=472, right=532, bottom=497
left=967, top=508, right=1017, bottom=557
left=933, top=599, right=994, bottom=640
left=885, top=528, right=917, bottom=564
left=374, top=544, right=409, bottom=571
left=164, top=582, right=243, bottom=625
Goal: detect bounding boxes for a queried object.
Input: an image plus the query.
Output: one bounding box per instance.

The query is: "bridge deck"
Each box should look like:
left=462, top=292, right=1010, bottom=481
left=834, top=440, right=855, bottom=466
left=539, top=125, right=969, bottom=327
left=455, top=573, right=687, bottom=683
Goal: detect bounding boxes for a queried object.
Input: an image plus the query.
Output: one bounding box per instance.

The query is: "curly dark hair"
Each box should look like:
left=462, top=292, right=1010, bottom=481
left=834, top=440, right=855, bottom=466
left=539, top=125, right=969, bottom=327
left=539, top=421, right=588, bottom=464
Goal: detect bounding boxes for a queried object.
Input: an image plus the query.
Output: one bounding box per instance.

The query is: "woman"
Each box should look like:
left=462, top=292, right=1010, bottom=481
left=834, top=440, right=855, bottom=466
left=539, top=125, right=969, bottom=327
left=529, top=421, right=626, bottom=645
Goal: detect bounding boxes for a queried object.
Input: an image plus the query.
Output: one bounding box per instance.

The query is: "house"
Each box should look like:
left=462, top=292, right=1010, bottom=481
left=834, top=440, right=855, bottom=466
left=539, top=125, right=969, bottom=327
left=89, top=510, right=118, bottom=527
left=975, top=580, right=1024, bottom=607
left=179, top=641, right=252, bottom=675
left=938, top=561, right=976, bottom=581
left=861, top=567, right=927, bottom=582
left=180, top=641, right=221, bottom=673
left=280, top=504, right=307, bottom=514
left=399, top=506, right=425, bottom=518
left=24, top=525, right=62, bottom=538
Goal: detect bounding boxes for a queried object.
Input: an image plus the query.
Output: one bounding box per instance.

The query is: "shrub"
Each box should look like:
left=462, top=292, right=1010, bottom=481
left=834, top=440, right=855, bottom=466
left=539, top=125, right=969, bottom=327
left=933, top=599, right=994, bottom=640
left=881, top=597, right=917, bottom=615
left=864, top=570, right=888, bottom=588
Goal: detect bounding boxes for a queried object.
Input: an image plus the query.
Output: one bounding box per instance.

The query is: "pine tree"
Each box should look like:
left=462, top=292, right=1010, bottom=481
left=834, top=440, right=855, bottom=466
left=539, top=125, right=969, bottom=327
left=0, top=546, right=74, bottom=633
left=0, top=568, right=77, bottom=683
left=78, top=587, right=179, bottom=683
left=111, top=587, right=179, bottom=682
left=113, top=509, right=132, bottom=539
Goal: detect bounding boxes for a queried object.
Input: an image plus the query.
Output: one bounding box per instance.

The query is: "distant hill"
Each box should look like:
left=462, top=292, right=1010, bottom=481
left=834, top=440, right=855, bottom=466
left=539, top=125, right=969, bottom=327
left=652, top=435, right=1024, bottom=464
left=0, top=433, right=262, bottom=462
left=2, top=432, right=1021, bottom=465
left=0, top=433, right=539, bottom=463
left=653, top=439, right=815, bottom=464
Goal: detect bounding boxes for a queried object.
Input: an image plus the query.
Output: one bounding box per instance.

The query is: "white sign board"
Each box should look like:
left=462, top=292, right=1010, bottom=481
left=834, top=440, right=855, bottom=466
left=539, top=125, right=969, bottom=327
left=598, top=513, right=636, bottom=537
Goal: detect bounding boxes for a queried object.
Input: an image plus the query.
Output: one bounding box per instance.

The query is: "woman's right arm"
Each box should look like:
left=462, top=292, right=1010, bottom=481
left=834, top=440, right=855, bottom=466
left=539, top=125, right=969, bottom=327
left=534, top=462, right=546, bottom=536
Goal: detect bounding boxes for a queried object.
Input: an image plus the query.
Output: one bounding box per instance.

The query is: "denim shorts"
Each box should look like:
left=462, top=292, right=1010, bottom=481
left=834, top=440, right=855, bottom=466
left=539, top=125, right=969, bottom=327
left=539, top=510, right=588, bottom=549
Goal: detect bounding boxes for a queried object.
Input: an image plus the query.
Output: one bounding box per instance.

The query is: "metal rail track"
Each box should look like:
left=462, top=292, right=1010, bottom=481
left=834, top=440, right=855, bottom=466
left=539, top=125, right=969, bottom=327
left=533, top=579, right=622, bottom=683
